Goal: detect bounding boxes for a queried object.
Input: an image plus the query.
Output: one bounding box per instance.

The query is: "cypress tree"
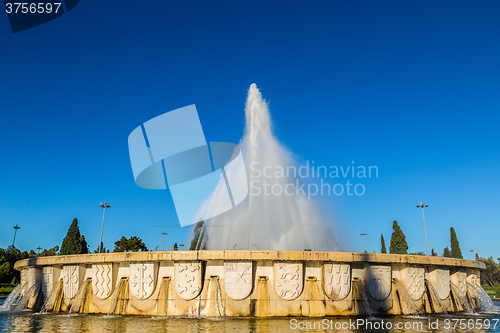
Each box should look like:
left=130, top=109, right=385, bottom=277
left=431, top=248, right=435, bottom=256
left=450, top=227, right=463, bottom=259
left=389, top=220, right=408, bottom=254
left=443, top=246, right=451, bottom=257
left=189, top=219, right=207, bottom=250
left=381, top=234, right=387, bottom=254
left=60, top=218, right=88, bottom=255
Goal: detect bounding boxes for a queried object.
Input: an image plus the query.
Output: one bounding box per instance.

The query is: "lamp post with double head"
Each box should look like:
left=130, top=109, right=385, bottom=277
left=416, top=201, right=429, bottom=256
left=360, top=231, right=367, bottom=253
left=161, top=231, right=168, bottom=251
left=99, top=201, right=111, bottom=253
left=12, top=224, right=20, bottom=248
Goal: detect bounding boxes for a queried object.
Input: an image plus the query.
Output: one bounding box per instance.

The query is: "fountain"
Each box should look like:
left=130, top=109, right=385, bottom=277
left=203, top=84, right=338, bottom=251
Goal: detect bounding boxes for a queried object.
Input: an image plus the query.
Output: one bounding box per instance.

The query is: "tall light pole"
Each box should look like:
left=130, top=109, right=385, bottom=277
left=416, top=201, right=429, bottom=256
left=12, top=224, right=20, bottom=248
left=470, top=249, right=475, bottom=260
left=37, top=246, right=42, bottom=255
left=179, top=243, right=185, bottom=250
left=161, top=231, right=168, bottom=251
left=360, top=232, right=367, bottom=253
left=99, top=201, right=111, bottom=253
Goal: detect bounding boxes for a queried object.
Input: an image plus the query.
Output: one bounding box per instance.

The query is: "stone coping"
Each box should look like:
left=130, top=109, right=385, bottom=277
left=14, top=251, right=485, bottom=271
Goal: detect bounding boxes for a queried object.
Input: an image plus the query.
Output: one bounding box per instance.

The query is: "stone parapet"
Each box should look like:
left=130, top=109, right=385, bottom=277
left=13, top=251, right=486, bottom=317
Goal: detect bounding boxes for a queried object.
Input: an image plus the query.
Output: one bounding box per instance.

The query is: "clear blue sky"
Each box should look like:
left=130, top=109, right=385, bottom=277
left=0, top=1, right=498, bottom=258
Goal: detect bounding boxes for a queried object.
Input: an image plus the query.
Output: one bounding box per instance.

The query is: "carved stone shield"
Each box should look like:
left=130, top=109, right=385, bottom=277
left=175, top=262, right=203, bottom=300
left=274, top=262, right=303, bottom=300
left=130, top=262, right=155, bottom=299
left=92, top=264, right=113, bottom=299
left=62, top=265, right=80, bottom=299
left=406, top=266, right=425, bottom=300
left=435, top=268, right=450, bottom=299
left=323, top=263, right=351, bottom=300
left=368, top=265, right=391, bottom=301
left=224, top=262, right=252, bottom=300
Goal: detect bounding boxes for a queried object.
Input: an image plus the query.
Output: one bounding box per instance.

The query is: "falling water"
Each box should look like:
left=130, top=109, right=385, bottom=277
left=471, top=284, right=500, bottom=313
left=40, top=279, right=63, bottom=313
left=353, top=279, right=374, bottom=317
left=393, top=278, right=419, bottom=315
left=424, top=280, right=448, bottom=314
left=200, top=276, right=224, bottom=318
left=14, top=282, right=41, bottom=311
left=204, top=84, right=338, bottom=251
left=107, top=278, right=128, bottom=316
left=0, top=283, right=26, bottom=312
left=449, top=282, right=473, bottom=314
left=69, top=279, right=91, bottom=314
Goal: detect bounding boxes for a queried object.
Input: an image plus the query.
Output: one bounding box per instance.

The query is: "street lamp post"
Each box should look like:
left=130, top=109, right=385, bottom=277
left=416, top=201, right=429, bottom=256
left=470, top=249, right=475, bottom=260
left=360, top=232, right=367, bottom=253
left=37, top=246, right=42, bottom=255
left=99, top=201, right=111, bottom=253
left=161, top=231, right=168, bottom=251
left=179, top=243, right=185, bottom=250
left=12, top=224, right=20, bottom=248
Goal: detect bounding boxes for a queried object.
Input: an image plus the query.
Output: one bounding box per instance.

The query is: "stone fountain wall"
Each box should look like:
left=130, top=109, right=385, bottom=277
left=14, top=251, right=485, bottom=316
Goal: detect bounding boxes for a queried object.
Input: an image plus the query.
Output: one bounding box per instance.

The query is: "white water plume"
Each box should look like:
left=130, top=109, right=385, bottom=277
left=202, top=84, right=337, bottom=251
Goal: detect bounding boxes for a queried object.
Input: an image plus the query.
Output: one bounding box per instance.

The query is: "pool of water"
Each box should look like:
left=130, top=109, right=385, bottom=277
left=1, top=312, right=500, bottom=333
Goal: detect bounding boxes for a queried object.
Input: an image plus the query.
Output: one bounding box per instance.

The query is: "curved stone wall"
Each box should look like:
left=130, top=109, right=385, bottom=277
left=14, top=251, right=485, bottom=317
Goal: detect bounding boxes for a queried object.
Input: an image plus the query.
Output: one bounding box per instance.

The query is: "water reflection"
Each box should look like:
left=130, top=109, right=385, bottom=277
left=1, top=313, right=500, bottom=333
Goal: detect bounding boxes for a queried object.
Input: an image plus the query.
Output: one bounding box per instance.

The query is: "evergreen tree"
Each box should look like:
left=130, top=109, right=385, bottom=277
left=60, top=218, right=88, bottom=255
left=476, top=257, right=500, bottom=286
left=389, top=220, right=408, bottom=254
left=94, top=242, right=107, bottom=254
left=380, top=234, right=387, bottom=254
left=113, top=236, right=148, bottom=252
left=450, top=227, right=463, bottom=259
left=443, top=246, right=451, bottom=257
left=189, top=219, right=207, bottom=250
left=80, top=235, right=88, bottom=254
left=431, top=248, right=435, bottom=256
left=40, top=245, right=59, bottom=257
left=173, top=243, right=178, bottom=251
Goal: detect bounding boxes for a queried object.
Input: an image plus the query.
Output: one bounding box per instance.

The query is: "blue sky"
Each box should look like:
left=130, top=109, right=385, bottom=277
left=0, top=1, right=498, bottom=258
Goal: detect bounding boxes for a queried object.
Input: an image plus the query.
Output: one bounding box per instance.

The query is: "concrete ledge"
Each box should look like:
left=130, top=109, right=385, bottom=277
left=14, top=251, right=485, bottom=271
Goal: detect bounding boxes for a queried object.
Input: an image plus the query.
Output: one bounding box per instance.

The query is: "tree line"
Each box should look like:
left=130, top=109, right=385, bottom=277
left=0, top=218, right=180, bottom=284
left=380, top=220, right=463, bottom=259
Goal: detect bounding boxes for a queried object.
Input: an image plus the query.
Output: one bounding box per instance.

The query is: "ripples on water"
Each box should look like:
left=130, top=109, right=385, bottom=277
left=1, top=298, right=500, bottom=333
left=0, top=313, right=499, bottom=333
